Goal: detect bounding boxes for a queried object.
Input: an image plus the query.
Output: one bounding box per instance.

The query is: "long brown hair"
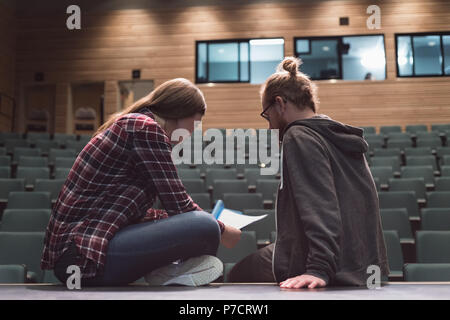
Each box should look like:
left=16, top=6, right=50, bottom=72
left=261, top=56, right=319, bottom=112
left=94, top=78, right=206, bottom=137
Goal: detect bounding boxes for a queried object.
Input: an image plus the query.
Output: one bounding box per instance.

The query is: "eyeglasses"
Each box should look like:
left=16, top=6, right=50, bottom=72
left=260, top=103, right=274, bottom=121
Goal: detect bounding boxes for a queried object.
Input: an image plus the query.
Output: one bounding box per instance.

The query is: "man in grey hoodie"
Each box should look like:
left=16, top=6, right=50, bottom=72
left=228, top=57, right=389, bottom=288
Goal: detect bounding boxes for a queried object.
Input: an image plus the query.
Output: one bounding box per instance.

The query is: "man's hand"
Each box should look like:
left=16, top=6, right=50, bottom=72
left=279, top=274, right=326, bottom=289
left=220, top=224, right=241, bottom=248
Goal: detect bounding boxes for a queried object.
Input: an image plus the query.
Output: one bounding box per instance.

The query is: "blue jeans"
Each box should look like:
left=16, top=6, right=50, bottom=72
left=54, top=211, right=221, bottom=286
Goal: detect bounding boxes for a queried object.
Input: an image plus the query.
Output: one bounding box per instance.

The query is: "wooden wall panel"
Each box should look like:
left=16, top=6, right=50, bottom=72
left=13, top=0, right=450, bottom=132
left=0, top=3, right=15, bottom=131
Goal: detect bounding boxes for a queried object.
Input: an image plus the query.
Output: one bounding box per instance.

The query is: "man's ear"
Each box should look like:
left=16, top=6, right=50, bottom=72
left=275, top=96, right=286, bottom=114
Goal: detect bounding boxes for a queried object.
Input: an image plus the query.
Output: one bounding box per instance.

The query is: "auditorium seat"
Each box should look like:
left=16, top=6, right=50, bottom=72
left=372, top=148, right=401, bottom=158
left=400, top=166, right=435, bottom=186
left=405, top=125, right=428, bottom=133
left=404, top=147, right=433, bottom=157
left=365, top=138, right=384, bottom=151
left=33, top=140, right=59, bottom=155
left=436, top=147, right=450, bottom=158
left=387, top=132, right=411, bottom=141
left=380, top=209, right=414, bottom=242
left=0, top=132, right=22, bottom=146
left=54, top=157, right=75, bottom=169
left=388, top=178, right=426, bottom=201
left=378, top=191, right=420, bottom=219
left=223, top=193, right=264, bottom=210
left=243, top=209, right=276, bottom=245
left=0, top=232, right=46, bottom=282
left=0, top=167, right=10, bottom=178
left=48, top=149, right=77, bottom=166
left=65, top=141, right=86, bottom=154
left=0, top=209, right=51, bottom=232
left=217, top=231, right=257, bottom=263
left=0, top=265, right=27, bottom=283
left=386, top=139, right=413, bottom=149
left=406, top=156, right=438, bottom=172
left=190, top=193, right=212, bottom=210
left=18, top=156, right=48, bottom=168
left=244, top=167, right=274, bottom=187
left=404, top=263, right=450, bottom=282
left=53, top=133, right=77, bottom=148
left=414, top=131, right=440, bottom=140
left=178, top=168, right=201, bottom=180
left=0, top=155, right=10, bottom=166
left=16, top=167, right=50, bottom=189
left=0, top=147, right=6, bottom=156
left=223, top=263, right=236, bottom=283
left=26, top=132, right=50, bottom=142
left=12, top=147, right=41, bottom=164
left=256, top=179, right=280, bottom=203
left=6, top=192, right=52, bottom=210
left=371, top=157, right=401, bottom=173
left=34, top=179, right=65, bottom=203
left=416, top=231, right=450, bottom=263
left=441, top=166, right=450, bottom=176
left=5, top=139, right=29, bottom=153
left=212, top=179, right=248, bottom=202
left=416, top=138, right=442, bottom=149
left=426, top=192, right=450, bottom=208
left=54, top=168, right=71, bottom=180
left=435, top=177, right=450, bottom=191
left=380, top=126, right=402, bottom=135
left=0, top=179, right=25, bottom=201
left=442, top=155, right=450, bottom=166
left=42, top=270, right=60, bottom=284
left=383, top=230, right=404, bottom=279
left=271, top=231, right=276, bottom=243
left=431, top=124, right=450, bottom=133
left=181, top=179, right=206, bottom=194
left=369, top=167, right=395, bottom=187
left=421, top=209, right=450, bottom=231
left=361, top=126, right=376, bottom=134
left=205, top=168, right=238, bottom=190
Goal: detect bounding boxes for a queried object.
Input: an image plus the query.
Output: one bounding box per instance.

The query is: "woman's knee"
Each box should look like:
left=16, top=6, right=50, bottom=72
left=185, top=211, right=221, bottom=247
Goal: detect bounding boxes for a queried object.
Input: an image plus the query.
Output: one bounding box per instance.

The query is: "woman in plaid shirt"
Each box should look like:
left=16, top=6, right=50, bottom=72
left=42, top=78, right=241, bottom=286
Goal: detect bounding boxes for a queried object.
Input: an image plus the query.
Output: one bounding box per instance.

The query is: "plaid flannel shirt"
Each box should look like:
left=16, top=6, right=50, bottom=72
left=41, top=107, right=224, bottom=278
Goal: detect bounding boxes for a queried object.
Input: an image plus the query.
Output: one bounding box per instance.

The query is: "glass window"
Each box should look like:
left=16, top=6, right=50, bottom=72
left=342, top=35, right=386, bottom=80
left=396, top=33, right=450, bottom=77
left=208, top=42, right=239, bottom=82
left=296, top=38, right=340, bottom=80
left=443, top=35, right=450, bottom=75
left=249, top=39, right=284, bottom=84
left=296, top=39, right=310, bottom=54
left=240, top=42, right=249, bottom=82
left=397, top=36, right=413, bottom=76
left=412, top=35, right=442, bottom=76
left=196, top=38, right=284, bottom=84
left=294, top=35, right=386, bottom=81
left=197, top=43, right=207, bottom=82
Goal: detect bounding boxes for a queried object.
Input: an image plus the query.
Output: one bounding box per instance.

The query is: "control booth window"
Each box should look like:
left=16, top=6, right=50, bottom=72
left=396, top=32, right=450, bottom=77
left=294, top=35, right=386, bottom=81
left=196, top=38, right=284, bottom=84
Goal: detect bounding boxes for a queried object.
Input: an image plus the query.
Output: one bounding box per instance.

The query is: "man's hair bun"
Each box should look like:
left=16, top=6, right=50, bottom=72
left=276, top=56, right=303, bottom=76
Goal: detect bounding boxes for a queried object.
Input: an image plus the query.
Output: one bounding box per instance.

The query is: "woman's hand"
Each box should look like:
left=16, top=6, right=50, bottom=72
left=220, top=224, right=241, bottom=248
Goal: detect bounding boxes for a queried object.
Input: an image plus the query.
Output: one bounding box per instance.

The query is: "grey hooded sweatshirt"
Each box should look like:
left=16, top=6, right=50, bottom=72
left=273, top=114, right=389, bottom=286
